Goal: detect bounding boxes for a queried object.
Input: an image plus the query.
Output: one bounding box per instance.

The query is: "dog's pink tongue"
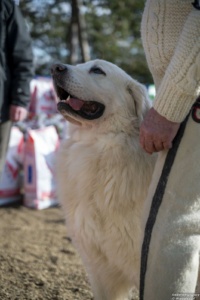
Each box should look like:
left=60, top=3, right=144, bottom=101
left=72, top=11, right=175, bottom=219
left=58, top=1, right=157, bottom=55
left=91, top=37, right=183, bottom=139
left=68, top=98, right=84, bottom=111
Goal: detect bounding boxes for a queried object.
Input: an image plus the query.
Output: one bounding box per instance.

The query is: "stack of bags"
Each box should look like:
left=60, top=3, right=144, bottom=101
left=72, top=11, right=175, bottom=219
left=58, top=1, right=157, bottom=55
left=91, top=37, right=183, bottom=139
left=0, top=77, right=69, bottom=209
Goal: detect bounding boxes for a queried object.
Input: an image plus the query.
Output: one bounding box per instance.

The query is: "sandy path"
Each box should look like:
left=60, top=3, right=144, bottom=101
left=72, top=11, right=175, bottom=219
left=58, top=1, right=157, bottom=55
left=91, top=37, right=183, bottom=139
left=0, top=205, right=92, bottom=300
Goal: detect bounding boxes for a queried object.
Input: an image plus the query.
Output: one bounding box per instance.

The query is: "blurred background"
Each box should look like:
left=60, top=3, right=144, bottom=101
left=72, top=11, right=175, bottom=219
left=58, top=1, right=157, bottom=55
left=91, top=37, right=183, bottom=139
left=0, top=0, right=156, bottom=209
left=20, top=0, right=153, bottom=84
left=0, top=3, right=155, bottom=298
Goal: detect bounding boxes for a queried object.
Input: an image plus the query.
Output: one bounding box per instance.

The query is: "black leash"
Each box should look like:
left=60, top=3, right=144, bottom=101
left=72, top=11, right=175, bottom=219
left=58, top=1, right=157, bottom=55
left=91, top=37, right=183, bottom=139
left=192, top=0, right=200, bottom=10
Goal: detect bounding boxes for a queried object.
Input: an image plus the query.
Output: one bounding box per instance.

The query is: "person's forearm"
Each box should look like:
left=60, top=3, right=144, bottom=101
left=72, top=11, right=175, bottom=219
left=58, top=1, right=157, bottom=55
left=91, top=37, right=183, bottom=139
left=153, top=9, right=200, bottom=122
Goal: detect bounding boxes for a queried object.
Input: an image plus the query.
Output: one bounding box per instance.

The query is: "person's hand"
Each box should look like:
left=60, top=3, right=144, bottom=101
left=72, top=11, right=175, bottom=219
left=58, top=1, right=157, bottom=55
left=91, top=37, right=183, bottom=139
left=140, top=108, right=180, bottom=154
left=9, top=105, right=28, bottom=122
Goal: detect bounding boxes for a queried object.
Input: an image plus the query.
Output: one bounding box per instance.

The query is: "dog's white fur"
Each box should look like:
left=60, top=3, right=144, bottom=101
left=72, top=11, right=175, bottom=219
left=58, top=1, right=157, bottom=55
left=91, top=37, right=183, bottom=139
left=55, top=60, right=156, bottom=300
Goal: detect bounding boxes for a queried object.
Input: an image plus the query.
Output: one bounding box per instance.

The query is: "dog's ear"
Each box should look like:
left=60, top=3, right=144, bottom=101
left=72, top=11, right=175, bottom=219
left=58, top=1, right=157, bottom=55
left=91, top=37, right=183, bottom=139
left=127, top=80, right=151, bottom=121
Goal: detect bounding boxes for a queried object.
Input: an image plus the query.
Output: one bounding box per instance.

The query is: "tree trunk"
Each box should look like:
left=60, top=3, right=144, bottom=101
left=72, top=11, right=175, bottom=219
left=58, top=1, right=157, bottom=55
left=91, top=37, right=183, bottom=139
left=68, top=0, right=90, bottom=64
left=68, top=0, right=79, bottom=64
left=76, top=0, right=91, bottom=62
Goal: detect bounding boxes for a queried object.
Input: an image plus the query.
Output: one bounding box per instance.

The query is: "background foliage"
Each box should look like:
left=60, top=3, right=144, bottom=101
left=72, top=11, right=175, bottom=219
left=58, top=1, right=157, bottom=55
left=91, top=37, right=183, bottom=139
left=20, top=0, right=152, bottom=84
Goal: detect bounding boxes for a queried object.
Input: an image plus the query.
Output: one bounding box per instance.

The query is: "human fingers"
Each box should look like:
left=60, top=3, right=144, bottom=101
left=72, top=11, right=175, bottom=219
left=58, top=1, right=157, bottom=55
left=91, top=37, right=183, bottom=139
left=9, top=106, right=19, bottom=122
left=153, top=139, right=165, bottom=152
left=140, top=125, right=154, bottom=154
left=162, top=140, right=173, bottom=150
left=10, top=106, right=27, bottom=122
left=17, top=108, right=27, bottom=121
left=143, top=138, right=156, bottom=154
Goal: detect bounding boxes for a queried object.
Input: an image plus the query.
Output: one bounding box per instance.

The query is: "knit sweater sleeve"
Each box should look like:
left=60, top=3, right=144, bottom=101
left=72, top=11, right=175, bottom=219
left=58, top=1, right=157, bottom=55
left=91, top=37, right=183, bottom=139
left=153, top=9, right=200, bottom=122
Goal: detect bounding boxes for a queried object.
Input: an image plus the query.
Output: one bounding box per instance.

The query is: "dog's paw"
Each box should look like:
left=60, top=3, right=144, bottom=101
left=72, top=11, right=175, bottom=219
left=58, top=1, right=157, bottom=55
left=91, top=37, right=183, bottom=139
left=127, top=287, right=139, bottom=300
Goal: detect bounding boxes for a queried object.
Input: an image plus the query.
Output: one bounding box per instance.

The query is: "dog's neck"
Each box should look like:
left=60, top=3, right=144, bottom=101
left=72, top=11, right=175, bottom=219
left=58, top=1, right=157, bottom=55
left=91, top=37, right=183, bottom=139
left=66, top=113, right=142, bottom=143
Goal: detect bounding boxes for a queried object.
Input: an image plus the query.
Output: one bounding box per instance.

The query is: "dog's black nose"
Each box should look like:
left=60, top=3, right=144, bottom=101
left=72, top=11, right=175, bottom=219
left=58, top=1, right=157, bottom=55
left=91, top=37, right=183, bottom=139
left=51, top=63, right=68, bottom=75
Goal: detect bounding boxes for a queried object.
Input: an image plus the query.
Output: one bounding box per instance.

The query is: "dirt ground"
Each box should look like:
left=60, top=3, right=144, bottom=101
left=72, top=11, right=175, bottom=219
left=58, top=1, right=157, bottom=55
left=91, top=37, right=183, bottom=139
left=0, top=202, right=139, bottom=300
left=0, top=203, right=92, bottom=300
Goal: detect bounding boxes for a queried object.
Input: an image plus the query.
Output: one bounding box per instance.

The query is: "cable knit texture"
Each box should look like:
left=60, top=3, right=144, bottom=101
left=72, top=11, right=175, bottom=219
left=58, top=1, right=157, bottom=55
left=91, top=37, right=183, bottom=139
left=141, top=0, right=200, bottom=122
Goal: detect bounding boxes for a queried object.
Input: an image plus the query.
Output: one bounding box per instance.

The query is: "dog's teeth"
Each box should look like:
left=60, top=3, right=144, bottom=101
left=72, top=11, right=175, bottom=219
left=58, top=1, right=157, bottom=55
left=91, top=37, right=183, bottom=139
left=66, top=95, right=70, bottom=102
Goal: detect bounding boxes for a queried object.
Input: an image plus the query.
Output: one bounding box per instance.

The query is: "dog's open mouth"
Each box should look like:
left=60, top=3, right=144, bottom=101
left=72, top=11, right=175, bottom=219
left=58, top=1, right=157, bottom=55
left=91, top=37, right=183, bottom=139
left=56, top=85, right=105, bottom=120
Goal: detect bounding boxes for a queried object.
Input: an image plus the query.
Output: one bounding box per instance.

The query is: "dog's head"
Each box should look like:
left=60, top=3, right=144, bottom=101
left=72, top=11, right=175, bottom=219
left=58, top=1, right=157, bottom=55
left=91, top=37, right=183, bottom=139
left=51, top=59, right=151, bottom=132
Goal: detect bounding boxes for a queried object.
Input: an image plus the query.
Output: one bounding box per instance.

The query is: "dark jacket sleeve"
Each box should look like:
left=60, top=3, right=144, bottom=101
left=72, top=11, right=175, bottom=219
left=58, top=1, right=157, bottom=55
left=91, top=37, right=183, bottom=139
left=6, top=4, right=34, bottom=108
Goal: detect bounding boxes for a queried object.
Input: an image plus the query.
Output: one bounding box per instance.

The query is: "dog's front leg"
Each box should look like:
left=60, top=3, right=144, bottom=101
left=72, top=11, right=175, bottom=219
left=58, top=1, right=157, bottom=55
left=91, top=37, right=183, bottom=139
left=88, top=274, right=109, bottom=300
left=86, top=265, right=131, bottom=300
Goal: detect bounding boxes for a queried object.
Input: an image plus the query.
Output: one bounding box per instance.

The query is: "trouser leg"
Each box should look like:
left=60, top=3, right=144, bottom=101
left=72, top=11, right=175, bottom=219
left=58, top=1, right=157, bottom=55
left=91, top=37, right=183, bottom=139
left=0, top=121, right=12, bottom=181
left=140, top=111, right=200, bottom=300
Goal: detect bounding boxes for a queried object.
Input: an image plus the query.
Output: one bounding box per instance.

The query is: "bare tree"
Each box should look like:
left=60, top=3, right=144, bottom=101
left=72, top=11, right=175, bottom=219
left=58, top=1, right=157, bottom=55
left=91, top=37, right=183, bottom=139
left=68, top=0, right=90, bottom=64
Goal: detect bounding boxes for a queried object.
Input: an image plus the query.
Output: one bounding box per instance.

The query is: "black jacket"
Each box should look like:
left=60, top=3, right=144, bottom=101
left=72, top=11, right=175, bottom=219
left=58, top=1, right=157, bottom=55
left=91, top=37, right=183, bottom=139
left=0, top=0, right=33, bottom=122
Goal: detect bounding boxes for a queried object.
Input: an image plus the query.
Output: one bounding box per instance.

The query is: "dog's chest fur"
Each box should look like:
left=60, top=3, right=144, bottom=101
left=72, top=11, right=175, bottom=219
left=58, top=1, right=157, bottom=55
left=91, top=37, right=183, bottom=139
left=57, top=126, right=154, bottom=284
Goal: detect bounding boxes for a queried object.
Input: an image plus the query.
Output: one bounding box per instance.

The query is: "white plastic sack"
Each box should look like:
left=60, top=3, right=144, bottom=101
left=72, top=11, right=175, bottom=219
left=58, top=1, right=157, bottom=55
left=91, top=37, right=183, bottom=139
left=0, top=126, right=24, bottom=206
left=29, top=77, right=57, bottom=116
left=24, top=126, right=59, bottom=210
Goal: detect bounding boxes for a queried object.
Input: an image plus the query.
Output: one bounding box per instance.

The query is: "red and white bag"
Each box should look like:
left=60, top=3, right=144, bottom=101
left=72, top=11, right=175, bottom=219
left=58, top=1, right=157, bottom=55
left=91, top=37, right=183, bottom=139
left=24, top=126, right=59, bottom=209
left=0, top=126, right=24, bottom=206
left=29, top=77, right=57, bottom=117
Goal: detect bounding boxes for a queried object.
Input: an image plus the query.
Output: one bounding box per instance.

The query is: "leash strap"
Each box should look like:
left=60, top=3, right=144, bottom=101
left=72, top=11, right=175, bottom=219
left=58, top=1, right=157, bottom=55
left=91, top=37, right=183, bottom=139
left=139, top=111, right=191, bottom=300
left=192, top=0, right=200, bottom=10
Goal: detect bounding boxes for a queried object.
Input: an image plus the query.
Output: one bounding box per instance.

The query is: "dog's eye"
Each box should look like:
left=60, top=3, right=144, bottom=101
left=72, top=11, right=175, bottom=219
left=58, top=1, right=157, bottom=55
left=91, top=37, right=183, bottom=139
left=89, top=66, right=106, bottom=76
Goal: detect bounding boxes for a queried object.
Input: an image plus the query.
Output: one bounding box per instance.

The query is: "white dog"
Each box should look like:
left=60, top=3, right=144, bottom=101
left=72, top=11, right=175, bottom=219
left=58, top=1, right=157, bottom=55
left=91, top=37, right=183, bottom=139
left=51, top=60, right=156, bottom=300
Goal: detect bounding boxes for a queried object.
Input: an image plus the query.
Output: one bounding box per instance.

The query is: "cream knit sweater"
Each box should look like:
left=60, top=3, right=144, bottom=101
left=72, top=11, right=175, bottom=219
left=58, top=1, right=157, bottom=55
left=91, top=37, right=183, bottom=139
left=141, top=0, right=200, bottom=122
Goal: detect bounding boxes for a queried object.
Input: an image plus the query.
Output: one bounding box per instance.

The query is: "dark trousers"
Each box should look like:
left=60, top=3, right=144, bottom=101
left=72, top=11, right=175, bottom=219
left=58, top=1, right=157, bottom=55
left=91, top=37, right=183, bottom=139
left=0, top=121, right=12, bottom=181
